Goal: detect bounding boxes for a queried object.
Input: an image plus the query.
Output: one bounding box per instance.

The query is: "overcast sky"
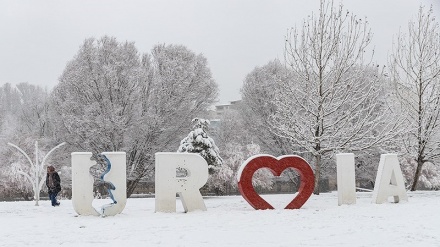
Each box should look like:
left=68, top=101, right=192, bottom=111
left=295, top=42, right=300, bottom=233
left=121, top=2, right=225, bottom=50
left=1, top=0, right=439, bottom=104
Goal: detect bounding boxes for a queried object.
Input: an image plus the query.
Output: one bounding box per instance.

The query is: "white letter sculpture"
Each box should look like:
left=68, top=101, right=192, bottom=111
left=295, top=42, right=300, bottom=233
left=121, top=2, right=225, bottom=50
left=372, top=154, right=408, bottom=204
left=155, top=152, right=208, bottom=213
left=336, top=153, right=356, bottom=205
left=71, top=152, right=127, bottom=216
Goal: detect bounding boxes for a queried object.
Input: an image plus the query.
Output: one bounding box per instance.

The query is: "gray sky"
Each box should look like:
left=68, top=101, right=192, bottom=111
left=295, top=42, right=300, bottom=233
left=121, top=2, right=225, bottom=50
left=1, top=0, right=439, bottom=104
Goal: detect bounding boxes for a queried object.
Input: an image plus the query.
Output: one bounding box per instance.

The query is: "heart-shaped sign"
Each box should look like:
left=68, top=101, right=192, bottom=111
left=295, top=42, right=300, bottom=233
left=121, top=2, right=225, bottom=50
left=238, top=155, right=315, bottom=210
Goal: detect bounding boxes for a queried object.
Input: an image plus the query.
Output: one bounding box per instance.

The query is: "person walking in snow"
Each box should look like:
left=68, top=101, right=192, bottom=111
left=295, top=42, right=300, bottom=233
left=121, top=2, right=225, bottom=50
left=46, top=165, right=61, bottom=206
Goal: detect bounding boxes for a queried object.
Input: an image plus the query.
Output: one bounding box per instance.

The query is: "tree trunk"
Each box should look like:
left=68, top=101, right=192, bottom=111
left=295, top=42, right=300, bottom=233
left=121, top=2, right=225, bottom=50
left=126, top=179, right=141, bottom=198
left=313, top=154, right=321, bottom=195
left=410, top=159, right=424, bottom=191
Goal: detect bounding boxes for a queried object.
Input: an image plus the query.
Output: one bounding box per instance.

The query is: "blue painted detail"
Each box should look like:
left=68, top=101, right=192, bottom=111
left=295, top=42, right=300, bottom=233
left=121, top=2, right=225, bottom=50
left=99, top=154, right=117, bottom=204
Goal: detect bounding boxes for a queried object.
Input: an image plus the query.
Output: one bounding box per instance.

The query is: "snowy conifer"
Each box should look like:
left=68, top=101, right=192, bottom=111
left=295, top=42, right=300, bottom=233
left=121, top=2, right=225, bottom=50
left=178, top=118, right=223, bottom=173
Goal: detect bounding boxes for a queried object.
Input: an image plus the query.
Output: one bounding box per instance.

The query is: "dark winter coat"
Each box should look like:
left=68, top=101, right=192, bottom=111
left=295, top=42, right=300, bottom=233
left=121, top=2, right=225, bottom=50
left=46, top=172, right=61, bottom=193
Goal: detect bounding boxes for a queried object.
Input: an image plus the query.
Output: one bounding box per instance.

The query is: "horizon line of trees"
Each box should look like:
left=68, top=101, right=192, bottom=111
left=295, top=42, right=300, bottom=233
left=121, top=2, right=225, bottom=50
left=1, top=0, right=439, bottom=201
left=239, top=1, right=440, bottom=194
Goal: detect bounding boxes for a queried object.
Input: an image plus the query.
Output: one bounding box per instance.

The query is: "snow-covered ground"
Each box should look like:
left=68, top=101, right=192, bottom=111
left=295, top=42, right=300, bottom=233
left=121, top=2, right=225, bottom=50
left=0, top=191, right=439, bottom=247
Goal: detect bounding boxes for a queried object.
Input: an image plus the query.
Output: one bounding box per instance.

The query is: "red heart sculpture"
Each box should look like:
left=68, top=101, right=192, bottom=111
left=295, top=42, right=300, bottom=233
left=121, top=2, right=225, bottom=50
left=238, top=155, right=315, bottom=210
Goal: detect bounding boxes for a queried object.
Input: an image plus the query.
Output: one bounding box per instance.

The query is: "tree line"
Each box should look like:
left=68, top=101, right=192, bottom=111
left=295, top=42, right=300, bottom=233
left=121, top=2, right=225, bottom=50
left=1, top=0, right=439, bottom=200
left=239, top=1, right=440, bottom=194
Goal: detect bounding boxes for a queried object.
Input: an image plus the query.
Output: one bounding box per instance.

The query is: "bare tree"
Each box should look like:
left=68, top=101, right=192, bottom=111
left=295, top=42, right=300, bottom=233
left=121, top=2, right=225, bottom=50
left=389, top=6, right=440, bottom=191
left=211, top=107, right=276, bottom=195
left=50, top=37, right=218, bottom=197
left=240, top=60, right=296, bottom=156
left=241, top=61, right=308, bottom=187
left=0, top=83, right=50, bottom=138
left=0, top=83, right=61, bottom=200
left=272, top=0, right=402, bottom=194
left=127, top=44, right=218, bottom=195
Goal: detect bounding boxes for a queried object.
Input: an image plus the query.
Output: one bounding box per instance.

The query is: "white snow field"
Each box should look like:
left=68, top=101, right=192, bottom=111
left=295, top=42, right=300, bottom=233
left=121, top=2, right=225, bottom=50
left=0, top=191, right=439, bottom=247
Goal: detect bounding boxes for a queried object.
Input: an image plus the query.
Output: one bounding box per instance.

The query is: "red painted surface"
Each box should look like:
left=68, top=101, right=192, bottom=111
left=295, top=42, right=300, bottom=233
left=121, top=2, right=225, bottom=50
left=238, top=155, right=315, bottom=210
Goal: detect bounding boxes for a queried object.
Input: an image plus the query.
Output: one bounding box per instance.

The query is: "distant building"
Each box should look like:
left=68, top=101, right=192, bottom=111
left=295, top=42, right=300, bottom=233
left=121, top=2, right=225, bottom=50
left=209, top=100, right=242, bottom=120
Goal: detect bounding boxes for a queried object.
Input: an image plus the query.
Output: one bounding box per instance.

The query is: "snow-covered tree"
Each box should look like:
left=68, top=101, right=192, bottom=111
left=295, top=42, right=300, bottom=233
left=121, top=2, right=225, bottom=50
left=0, top=83, right=63, bottom=200
left=15, top=83, right=51, bottom=138
left=1, top=162, right=33, bottom=200
left=241, top=60, right=297, bottom=156
left=211, top=109, right=275, bottom=194
left=0, top=83, right=22, bottom=115
left=353, top=149, right=382, bottom=189
left=0, top=83, right=50, bottom=137
left=205, top=156, right=234, bottom=195
left=178, top=118, right=222, bottom=173
left=389, top=5, right=440, bottom=191
left=418, top=162, right=440, bottom=190
left=400, top=156, right=440, bottom=190
left=270, top=0, right=402, bottom=194
left=50, top=37, right=218, bottom=196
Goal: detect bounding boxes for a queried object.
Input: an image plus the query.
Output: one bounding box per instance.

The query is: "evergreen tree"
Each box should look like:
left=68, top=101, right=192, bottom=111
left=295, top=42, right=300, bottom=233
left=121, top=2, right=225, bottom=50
left=178, top=118, right=223, bottom=173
